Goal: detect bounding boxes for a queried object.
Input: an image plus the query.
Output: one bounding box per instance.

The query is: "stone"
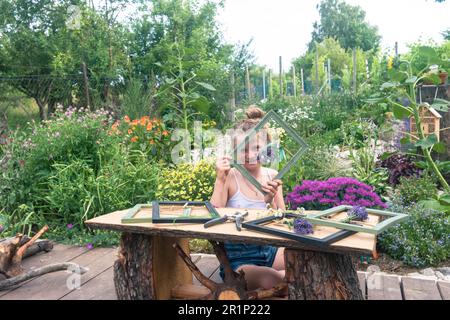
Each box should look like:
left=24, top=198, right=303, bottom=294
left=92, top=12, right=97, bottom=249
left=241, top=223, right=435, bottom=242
left=420, top=268, right=436, bottom=277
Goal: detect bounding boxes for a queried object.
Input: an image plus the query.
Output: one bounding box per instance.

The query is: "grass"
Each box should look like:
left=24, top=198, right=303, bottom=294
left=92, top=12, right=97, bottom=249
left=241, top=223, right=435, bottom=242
left=1, top=99, right=40, bottom=130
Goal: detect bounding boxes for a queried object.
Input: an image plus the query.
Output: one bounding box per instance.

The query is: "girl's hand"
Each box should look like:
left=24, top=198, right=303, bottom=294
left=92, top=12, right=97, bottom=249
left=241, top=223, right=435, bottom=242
left=216, top=156, right=231, bottom=182
left=261, top=179, right=282, bottom=204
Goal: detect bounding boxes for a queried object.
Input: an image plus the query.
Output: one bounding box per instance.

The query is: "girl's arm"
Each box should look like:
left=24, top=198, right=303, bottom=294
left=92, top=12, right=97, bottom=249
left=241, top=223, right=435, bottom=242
left=210, top=156, right=231, bottom=208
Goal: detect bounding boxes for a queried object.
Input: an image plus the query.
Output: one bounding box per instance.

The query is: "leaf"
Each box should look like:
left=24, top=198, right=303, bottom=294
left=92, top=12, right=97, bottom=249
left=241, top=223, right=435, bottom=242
left=191, top=96, right=210, bottom=114
left=418, top=199, right=450, bottom=213
left=432, top=141, right=446, bottom=154
left=400, top=137, right=410, bottom=145
left=388, top=70, right=408, bottom=83
left=392, top=103, right=412, bottom=119
left=195, top=81, right=216, bottom=91
left=439, top=193, right=450, bottom=206
left=414, top=134, right=438, bottom=149
left=154, top=62, right=163, bottom=67
left=381, top=82, right=398, bottom=90
left=405, top=76, right=418, bottom=84
left=431, top=98, right=449, bottom=112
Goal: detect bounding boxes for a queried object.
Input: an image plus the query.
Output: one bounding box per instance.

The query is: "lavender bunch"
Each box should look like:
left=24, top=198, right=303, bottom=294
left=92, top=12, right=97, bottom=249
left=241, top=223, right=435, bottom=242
left=346, top=206, right=368, bottom=222
left=293, top=218, right=314, bottom=235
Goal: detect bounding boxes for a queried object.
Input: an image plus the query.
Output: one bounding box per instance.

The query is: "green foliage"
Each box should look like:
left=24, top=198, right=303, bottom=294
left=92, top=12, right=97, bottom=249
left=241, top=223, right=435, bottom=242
left=341, top=119, right=377, bottom=149
left=310, top=0, right=380, bottom=51
left=156, top=159, right=216, bottom=201
left=378, top=203, right=450, bottom=267
left=120, top=79, right=154, bottom=119
left=395, top=175, right=438, bottom=206
left=350, top=147, right=390, bottom=196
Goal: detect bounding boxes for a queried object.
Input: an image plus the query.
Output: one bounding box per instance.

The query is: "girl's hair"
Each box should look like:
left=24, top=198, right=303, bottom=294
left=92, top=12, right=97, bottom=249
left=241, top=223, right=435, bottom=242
left=235, top=105, right=266, bottom=132
left=233, top=106, right=271, bottom=146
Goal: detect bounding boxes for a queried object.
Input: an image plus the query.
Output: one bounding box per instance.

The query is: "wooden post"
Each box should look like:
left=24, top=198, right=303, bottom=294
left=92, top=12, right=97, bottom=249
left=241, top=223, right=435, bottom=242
left=327, top=58, right=331, bottom=92
left=229, top=72, right=236, bottom=121
left=300, top=68, right=305, bottom=95
left=268, top=69, right=273, bottom=99
left=279, top=56, right=283, bottom=96
left=245, top=65, right=252, bottom=100
left=262, top=69, right=266, bottom=100
left=395, top=41, right=398, bottom=57
left=81, top=62, right=91, bottom=110
left=352, top=48, right=357, bottom=93
left=315, top=46, right=319, bottom=93
left=285, top=249, right=363, bottom=300
left=292, top=65, right=297, bottom=97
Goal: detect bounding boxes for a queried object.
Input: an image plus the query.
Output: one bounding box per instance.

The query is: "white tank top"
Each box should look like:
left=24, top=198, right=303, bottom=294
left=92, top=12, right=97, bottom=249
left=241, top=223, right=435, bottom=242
left=226, top=169, right=271, bottom=210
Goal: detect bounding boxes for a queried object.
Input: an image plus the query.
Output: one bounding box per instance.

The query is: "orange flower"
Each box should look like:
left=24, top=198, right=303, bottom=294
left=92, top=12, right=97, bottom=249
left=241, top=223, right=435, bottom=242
left=162, top=130, right=169, bottom=136
left=128, top=129, right=133, bottom=134
left=130, top=136, right=138, bottom=143
left=140, top=117, right=147, bottom=126
left=124, top=115, right=130, bottom=123
left=146, top=123, right=153, bottom=131
left=149, top=139, right=155, bottom=145
left=131, top=119, right=139, bottom=126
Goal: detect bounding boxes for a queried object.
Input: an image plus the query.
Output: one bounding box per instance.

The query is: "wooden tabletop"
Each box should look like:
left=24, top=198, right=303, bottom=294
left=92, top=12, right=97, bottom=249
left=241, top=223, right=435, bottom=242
left=85, top=207, right=377, bottom=255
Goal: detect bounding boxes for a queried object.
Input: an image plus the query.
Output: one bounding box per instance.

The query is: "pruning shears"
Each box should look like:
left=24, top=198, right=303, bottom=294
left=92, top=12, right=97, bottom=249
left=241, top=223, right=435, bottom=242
left=203, top=211, right=249, bottom=231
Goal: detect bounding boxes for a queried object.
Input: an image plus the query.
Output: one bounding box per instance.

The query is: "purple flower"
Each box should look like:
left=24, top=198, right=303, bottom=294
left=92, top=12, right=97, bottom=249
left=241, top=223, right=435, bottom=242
left=293, top=218, right=314, bottom=235
left=348, top=206, right=369, bottom=221
left=86, top=243, right=94, bottom=250
left=67, top=223, right=74, bottom=229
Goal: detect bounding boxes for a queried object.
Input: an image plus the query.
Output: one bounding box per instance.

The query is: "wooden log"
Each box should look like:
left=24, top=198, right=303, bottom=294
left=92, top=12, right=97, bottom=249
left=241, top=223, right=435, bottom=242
left=113, top=233, right=192, bottom=300
left=285, top=249, right=363, bottom=300
left=171, top=284, right=211, bottom=300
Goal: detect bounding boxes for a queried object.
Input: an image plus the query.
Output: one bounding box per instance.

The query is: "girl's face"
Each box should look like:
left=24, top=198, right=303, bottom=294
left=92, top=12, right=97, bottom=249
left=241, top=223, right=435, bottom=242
left=234, top=132, right=268, bottom=171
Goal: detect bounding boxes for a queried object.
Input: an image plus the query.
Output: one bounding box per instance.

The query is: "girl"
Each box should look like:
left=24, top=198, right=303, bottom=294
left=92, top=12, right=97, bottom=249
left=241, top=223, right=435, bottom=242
left=210, top=106, right=286, bottom=291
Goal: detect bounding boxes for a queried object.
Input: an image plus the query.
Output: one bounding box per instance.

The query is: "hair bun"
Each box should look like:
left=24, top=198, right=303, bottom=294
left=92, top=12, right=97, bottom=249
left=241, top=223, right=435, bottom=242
left=245, top=106, right=265, bottom=120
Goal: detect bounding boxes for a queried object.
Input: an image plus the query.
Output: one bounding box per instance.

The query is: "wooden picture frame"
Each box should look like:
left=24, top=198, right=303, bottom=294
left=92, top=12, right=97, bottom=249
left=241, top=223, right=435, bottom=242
left=121, top=203, right=154, bottom=224
left=231, top=110, right=308, bottom=195
left=151, top=201, right=220, bottom=224
left=242, top=213, right=356, bottom=247
left=304, top=205, right=409, bottom=235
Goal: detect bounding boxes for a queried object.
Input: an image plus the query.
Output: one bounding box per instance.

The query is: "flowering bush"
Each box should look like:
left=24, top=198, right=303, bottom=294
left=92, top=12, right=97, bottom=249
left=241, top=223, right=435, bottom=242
left=110, top=115, right=171, bottom=162
left=378, top=203, right=450, bottom=267
left=285, top=177, right=387, bottom=210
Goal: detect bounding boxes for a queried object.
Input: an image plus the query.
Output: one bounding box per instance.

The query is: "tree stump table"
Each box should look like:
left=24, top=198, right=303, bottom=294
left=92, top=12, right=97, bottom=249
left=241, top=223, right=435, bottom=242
left=85, top=208, right=375, bottom=300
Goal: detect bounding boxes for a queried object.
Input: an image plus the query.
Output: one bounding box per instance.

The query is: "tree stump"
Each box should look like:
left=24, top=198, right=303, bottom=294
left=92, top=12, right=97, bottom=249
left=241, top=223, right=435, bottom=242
left=113, top=233, right=192, bottom=300
left=285, top=248, right=363, bottom=300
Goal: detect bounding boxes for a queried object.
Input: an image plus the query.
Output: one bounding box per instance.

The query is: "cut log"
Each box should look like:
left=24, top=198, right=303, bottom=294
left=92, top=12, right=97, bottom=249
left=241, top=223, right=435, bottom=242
left=171, top=284, right=211, bottom=300
left=113, top=233, right=192, bottom=300
left=285, top=249, right=363, bottom=300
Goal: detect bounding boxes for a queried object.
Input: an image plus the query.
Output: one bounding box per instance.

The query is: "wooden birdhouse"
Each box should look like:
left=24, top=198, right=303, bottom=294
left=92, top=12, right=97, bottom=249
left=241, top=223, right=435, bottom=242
left=409, top=103, right=441, bottom=141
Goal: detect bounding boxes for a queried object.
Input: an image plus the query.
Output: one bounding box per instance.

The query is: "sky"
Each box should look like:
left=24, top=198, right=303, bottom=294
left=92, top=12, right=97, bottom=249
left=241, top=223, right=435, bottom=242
left=215, top=0, right=450, bottom=71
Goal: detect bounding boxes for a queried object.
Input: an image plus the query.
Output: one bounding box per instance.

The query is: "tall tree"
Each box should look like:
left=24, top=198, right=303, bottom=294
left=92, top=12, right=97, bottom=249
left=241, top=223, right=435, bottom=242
left=309, top=0, right=380, bottom=51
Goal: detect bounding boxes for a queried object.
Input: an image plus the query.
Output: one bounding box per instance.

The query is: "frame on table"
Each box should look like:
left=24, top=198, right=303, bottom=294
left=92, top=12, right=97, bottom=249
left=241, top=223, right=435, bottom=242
left=121, top=201, right=220, bottom=224
left=231, top=110, right=308, bottom=195
left=242, top=213, right=356, bottom=247
left=304, top=205, right=409, bottom=235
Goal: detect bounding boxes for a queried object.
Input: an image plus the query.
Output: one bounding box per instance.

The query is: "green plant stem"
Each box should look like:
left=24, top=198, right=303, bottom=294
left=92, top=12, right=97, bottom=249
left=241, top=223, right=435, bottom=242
left=411, top=99, right=450, bottom=192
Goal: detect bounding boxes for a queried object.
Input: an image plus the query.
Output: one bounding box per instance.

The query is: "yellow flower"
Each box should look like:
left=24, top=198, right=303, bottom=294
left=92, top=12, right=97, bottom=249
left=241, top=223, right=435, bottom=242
left=387, top=56, right=394, bottom=70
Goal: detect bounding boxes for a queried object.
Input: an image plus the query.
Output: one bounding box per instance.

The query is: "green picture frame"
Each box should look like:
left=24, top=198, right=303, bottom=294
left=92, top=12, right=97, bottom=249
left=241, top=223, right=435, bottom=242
left=231, top=110, right=308, bottom=195
left=304, top=205, right=409, bottom=235
left=121, top=201, right=221, bottom=224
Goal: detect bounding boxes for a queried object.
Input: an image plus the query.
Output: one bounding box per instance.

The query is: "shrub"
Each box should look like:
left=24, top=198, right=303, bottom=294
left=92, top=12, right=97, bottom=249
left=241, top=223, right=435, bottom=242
left=378, top=203, right=450, bottom=267
left=285, top=177, right=387, bottom=210
left=395, top=175, right=438, bottom=206
left=156, top=159, right=216, bottom=201
left=378, top=153, right=421, bottom=186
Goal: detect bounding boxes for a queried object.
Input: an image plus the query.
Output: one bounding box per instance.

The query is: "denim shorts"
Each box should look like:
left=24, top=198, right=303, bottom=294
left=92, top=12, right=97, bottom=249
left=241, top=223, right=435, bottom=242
left=219, top=242, right=278, bottom=280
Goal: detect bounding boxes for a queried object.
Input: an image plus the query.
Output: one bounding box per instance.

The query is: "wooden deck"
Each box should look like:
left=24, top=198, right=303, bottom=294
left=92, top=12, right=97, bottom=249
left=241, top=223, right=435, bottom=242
left=0, top=244, right=448, bottom=300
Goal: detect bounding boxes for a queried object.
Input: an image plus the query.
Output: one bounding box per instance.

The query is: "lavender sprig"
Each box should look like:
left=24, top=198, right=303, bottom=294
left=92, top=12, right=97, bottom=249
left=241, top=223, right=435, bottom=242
left=345, top=206, right=369, bottom=222
left=293, top=218, right=314, bottom=235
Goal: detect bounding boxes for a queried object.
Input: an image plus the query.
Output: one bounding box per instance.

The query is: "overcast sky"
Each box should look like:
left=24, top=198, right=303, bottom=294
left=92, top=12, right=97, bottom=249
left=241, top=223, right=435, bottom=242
left=216, top=0, right=450, bottom=71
